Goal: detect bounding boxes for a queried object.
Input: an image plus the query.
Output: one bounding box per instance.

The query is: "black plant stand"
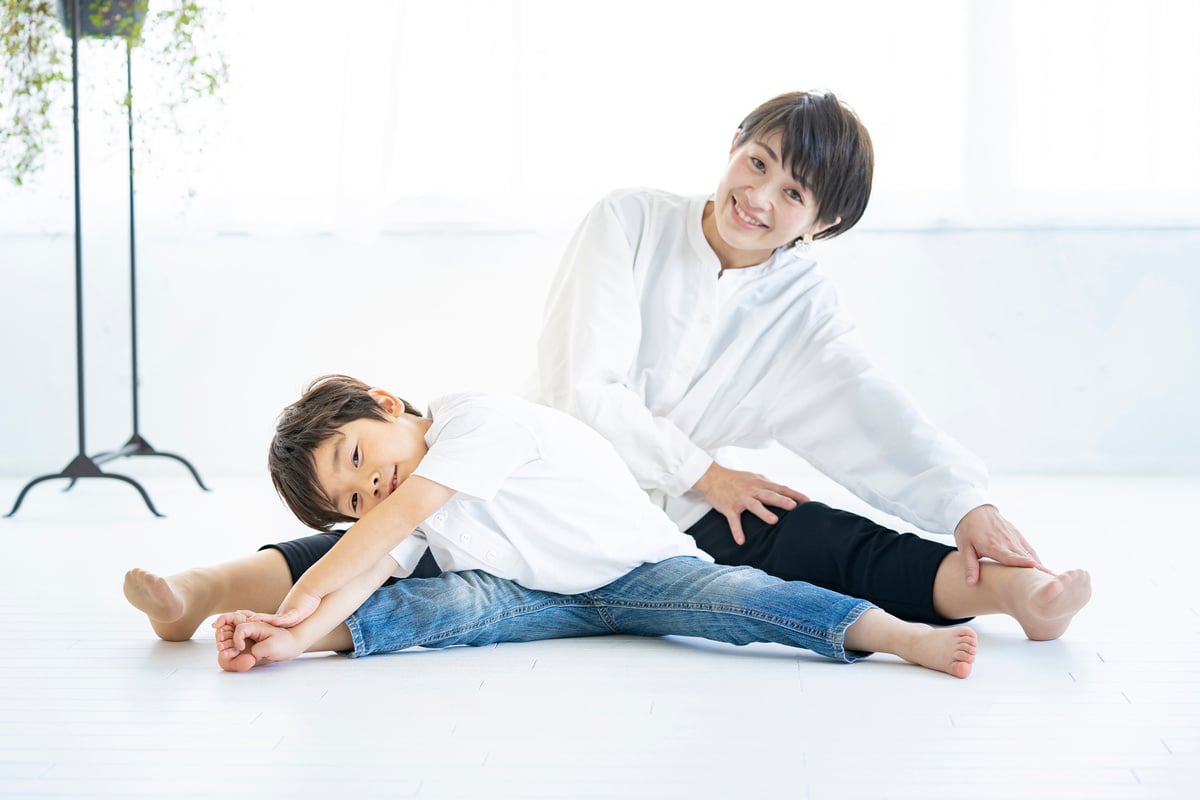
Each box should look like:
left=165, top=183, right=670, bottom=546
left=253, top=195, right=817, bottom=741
left=69, top=39, right=210, bottom=495
left=7, top=2, right=206, bottom=518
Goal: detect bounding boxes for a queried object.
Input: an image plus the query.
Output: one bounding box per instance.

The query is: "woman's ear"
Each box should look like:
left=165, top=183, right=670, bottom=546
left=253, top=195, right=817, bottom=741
left=729, top=128, right=743, bottom=154
left=367, top=388, right=404, bottom=417
left=812, top=215, right=843, bottom=239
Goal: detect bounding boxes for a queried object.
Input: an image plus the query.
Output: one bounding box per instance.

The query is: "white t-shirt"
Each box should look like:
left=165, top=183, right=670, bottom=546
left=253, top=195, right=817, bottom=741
left=534, top=187, right=991, bottom=534
left=387, top=393, right=712, bottom=594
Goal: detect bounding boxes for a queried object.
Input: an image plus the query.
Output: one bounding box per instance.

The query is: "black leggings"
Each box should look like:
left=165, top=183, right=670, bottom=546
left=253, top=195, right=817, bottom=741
left=261, top=532, right=443, bottom=587
left=261, top=501, right=964, bottom=625
left=686, top=502, right=965, bottom=625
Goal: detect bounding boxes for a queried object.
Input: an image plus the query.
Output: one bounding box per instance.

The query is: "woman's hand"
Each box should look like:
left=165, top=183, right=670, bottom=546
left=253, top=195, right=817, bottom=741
left=953, top=504, right=1050, bottom=585
left=693, top=462, right=810, bottom=545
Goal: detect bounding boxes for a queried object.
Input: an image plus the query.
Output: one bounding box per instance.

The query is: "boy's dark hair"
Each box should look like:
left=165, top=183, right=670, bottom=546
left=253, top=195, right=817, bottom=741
left=735, top=90, right=874, bottom=241
left=268, top=374, right=421, bottom=531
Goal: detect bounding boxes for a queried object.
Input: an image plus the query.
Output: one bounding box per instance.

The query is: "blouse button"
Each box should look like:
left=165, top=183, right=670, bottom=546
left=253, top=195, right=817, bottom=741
left=434, top=512, right=447, bottom=523
left=460, top=533, right=471, bottom=544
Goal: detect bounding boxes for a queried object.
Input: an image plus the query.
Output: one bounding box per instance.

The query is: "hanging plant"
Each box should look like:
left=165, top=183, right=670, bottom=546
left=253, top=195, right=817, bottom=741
left=0, top=0, right=227, bottom=185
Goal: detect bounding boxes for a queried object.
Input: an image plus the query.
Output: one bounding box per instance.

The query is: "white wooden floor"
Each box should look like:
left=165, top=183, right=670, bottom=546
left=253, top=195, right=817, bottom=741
left=0, top=470, right=1197, bottom=799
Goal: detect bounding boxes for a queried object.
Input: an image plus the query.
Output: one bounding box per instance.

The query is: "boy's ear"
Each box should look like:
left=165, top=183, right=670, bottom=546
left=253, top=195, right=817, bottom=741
left=366, top=388, right=404, bottom=417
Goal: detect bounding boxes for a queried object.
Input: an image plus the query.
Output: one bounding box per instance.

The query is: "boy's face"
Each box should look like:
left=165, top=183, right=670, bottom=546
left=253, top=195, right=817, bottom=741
left=707, top=129, right=839, bottom=268
left=311, top=390, right=430, bottom=519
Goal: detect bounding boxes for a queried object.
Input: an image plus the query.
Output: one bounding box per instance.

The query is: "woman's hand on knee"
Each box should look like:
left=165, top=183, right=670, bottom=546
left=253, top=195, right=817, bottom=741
left=692, top=462, right=810, bottom=545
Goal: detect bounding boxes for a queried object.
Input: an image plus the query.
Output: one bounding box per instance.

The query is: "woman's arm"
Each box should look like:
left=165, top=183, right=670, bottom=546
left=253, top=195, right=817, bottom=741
left=538, top=196, right=713, bottom=497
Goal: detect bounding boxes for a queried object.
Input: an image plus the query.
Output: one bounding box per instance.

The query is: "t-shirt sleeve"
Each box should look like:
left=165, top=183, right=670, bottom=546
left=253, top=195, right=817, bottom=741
left=388, top=530, right=430, bottom=578
left=412, top=397, right=540, bottom=501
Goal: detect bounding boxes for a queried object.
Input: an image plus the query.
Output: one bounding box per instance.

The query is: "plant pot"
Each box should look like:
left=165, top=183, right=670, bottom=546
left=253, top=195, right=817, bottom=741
left=56, top=0, right=147, bottom=40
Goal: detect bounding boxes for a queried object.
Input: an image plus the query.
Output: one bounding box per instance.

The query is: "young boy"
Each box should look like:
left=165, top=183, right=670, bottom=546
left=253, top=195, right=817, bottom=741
left=216, top=374, right=980, bottom=677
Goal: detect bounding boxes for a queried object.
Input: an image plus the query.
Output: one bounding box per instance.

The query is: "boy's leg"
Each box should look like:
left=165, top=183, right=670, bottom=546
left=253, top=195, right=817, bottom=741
left=842, top=609, right=977, bottom=679
left=594, top=557, right=977, bottom=678
left=346, top=570, right=616, bottom=657
left=593, top=557, right=871, bottom=661
left=687, top=501, right=1089, bottom=636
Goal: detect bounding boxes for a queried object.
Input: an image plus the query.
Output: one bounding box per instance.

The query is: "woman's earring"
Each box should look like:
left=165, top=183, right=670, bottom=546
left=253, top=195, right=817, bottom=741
left=793, top=234, right=814, bottom=251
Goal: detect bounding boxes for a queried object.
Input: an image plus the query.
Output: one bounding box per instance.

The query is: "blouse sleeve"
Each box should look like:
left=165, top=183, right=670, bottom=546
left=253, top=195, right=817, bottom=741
left=767, top=291, right=992, bottom=534
left=537, top=197, right=712, bottom=497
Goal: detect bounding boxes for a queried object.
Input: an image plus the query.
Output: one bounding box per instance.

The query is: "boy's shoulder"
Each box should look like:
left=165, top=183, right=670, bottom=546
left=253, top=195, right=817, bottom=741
left=426, top=392, right=546, bottom=440
left=427, top=392, right=511, bottom=430
left=426, top=392, right=596, bottom=449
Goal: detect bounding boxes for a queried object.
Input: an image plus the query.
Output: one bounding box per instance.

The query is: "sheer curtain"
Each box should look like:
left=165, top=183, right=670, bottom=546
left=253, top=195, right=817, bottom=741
left=3, top=0, right=1197, bottom=236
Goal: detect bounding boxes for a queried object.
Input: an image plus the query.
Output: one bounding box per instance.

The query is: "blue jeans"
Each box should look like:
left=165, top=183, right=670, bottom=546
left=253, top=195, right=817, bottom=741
left=345, top=557, right=875, bottom=664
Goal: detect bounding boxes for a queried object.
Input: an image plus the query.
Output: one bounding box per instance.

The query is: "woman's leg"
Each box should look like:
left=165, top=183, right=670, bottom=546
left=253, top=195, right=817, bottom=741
left=594, top=557, right=977, bottom=678
left=931, top=556, right=1092, bottom=640
left=126, top=529, right=446, bottom=641
left=125, top=531, right=445, bottom=641
left=688, top=502, right=1089, bottom=637
left=124, top=548, right=296, bottom=641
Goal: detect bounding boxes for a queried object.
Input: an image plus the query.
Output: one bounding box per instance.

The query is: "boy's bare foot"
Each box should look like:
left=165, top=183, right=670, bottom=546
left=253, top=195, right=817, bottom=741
left=906, top=625, right=978, bottom=679
left=214, top=613, right=265, bottom=673
left=124, top=568, right=186, bottom=625
left=1014, top=569, right=1092, bottom=641
left=846, top=609, right=978, bottom=678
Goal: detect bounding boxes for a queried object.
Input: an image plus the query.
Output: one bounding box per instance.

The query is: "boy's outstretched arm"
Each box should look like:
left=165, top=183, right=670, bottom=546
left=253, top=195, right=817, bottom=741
left=265, top=475, right=455, bottom=628
left=215, top=552, right=399, bottom=672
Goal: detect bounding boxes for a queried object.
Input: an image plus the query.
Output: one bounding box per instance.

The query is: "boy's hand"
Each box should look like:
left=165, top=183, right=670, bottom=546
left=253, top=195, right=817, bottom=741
left=693, top=462, right=810, bottom=545
left=246, top=587, right=322, bottom=628
left=953, top=504, right=1051, bottom=585
left=213, top=611, right=301, bottom=672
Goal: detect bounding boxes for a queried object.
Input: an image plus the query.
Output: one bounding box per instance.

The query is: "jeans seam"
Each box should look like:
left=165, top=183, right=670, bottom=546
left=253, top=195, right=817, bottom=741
left=386, top=595, right=598, bottom=649
left=831, top=601, right=874, bottom=662
left=345, top=613, right=366, bottom=657
left=591, top=596, right=623, bottom=634
left=597, top=597, right=869, bottom=646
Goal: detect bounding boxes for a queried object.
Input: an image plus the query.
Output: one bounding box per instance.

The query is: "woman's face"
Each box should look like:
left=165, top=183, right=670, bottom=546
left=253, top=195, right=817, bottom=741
left=706, top=128, right=836, bottom=269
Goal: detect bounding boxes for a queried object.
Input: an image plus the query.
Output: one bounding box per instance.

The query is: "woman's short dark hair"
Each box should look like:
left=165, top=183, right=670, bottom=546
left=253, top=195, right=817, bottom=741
left=268, top=374, right=420, bottom=531
left=734, top=90, right=874, bottom=240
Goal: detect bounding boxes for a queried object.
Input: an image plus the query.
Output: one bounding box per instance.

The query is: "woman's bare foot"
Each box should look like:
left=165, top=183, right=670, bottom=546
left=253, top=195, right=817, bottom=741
left=1013, top=569, right=1092, bottom=641
left=123, top=567, right=215, bottom=642
left=124, top=568, right=186, bottom=625
left=122, top=551, right=295, bottom=643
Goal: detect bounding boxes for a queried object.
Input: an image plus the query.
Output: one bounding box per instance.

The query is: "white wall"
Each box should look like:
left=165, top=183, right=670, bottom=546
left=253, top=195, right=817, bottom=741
left=2, top=222, right=1196, bottom=478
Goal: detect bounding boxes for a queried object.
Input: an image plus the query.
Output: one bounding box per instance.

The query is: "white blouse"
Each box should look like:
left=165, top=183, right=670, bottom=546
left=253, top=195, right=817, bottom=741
left=534, top=187, right=991, bottom=534
left=388, top=393, right=711, bottom=594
